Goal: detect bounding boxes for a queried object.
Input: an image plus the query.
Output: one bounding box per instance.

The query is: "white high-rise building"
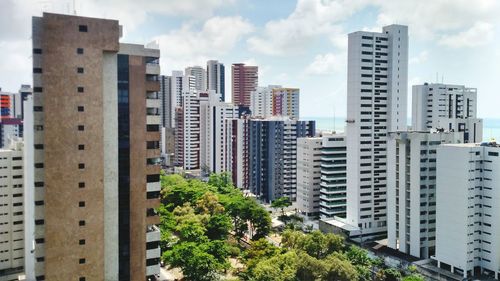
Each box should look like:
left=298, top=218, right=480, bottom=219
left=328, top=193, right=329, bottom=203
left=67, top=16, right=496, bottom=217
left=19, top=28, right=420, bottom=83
left=386, top=130, right=462, bottom=259
left=250, top=85, right=279, bottom=118
left=319, top=134, right=347, bottom=219
left=185, top=66, right=207, bottom=92
left=296, top=137, right=323, bottom=217
left=0, top=139, right=24, bottom=281
left=412, top=83, right=482, bottom=143
left=170, top=70, right=195, bottom=127
left=345, top=24, right=408, bottom=240
left=435, top=142, right=500, bottom=279
left=207, top=60, right=225, bottom=102
left=199, top=92, right=238, bottom=174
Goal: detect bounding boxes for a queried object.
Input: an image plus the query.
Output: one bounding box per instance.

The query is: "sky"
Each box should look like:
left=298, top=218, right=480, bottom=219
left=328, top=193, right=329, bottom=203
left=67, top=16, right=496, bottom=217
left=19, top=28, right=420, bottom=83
left=1, top=0, right=500, bottom=118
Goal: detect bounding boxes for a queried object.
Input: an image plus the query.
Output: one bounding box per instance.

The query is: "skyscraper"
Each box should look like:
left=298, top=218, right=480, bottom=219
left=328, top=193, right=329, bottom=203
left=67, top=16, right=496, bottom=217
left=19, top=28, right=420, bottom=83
left=345, top=25, right=408, bottom=240
left=412, top=83, right=482, bottom=143
left=159, top=75, right=172, bottom=129
left=170, top=70, right=195, bottom=128
left=248, top=118, right=315, bottom=202
left=250, top=85, right=300, bottom=120
left=185, top=66, right=207, bottom=92
left=29, top=13, right=161, bottom=280
left=232, top=63, right=258, bottom=108
left=207, top=60, right=225, bottom=102
left=296, top=137, right=323, bottom=217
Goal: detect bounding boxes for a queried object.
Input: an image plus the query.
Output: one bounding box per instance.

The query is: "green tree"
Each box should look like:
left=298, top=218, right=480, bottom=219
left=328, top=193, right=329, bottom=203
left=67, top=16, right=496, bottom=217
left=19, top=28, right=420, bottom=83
left=322, top=254, right=359, bottom=281
left=281, top=230, right=344, bottom=259
left=402, top=274, right=425, bottom=281
left=208, top=172, right=234, bottom=193
left=249, top=251, right=299, bottom=281
left=271, top=197, right=292, bottom=216
left=196, top=192, right=225, bottom=215
left=295, top=252, right=326, bottom=281
left=206, top=213, right=232, bottom=240
left=346, top=245, right=372, bottom=267
left=383, top=268, right=402, bottom=281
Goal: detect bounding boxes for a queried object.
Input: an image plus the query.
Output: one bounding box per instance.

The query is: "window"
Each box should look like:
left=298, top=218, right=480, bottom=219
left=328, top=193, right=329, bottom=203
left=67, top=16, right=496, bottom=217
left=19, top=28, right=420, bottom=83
left=33, top=87, right=43, bottom=92
left=35, top=238, right=45, bottom=244
left=79, top=220, right=85, bottom=226
left=35, top=219, right=44, bottom=225
left=78, top=125, right=84, bottom=131
left=35, top=200, right=44, bottom=206
left=78, top=182, right=85, bottom=188
left=34, top=106, right=43, bottom=112
left=79, top=239, right=85, bottom=245
left=79, top=258, right=86, bottom=264
left=79, top=201, right=85, bottom=207
left=33, top=48, right=42, bottom=54
left=146, top=125, right=159, bottom=132
left=33, top=68, right=42, bottom=73
left=78, top=106, right=84, bottom=112
left=34, top=182, right=44, bottom=187
left=146, top=174, right=160, bottom=183
left=77, top=48, right=84, bottom=54
left=77, top=67, right=84, bottom=74
left=34, top=163, right=44, bottom=168
left=78, top=25, right=88, bottom=32
left=78, top=163, right=85, bottom=169
left=77, top=87, right=84, bottom=93
left=79, top=277, right=86, bottom=281
left=34, top=144, right=44, bottom=150
left=78, top=144, right=85, bottom=150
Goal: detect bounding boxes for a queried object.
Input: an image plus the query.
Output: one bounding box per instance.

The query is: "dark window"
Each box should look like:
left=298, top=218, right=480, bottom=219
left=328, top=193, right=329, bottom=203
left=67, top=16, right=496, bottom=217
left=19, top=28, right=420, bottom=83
left=79, top=182, right=85, bottom=188
left=36, top=276, right=45, bottom=281
left=146, top=174, right=160, bottom=183
left=33, top=48, right=42, bottom=54
left=35, top=219, right=44, bottom=225
left=79, top=258, right=86, bottom=264
left=13, top=220, right=23, bottom=225
left=33, top=68, right=42, bottom=73
left=79, top=220, right=85, bottom=226
left=79, top=25, right=88, bottom=32
left=34, top=163, right=44, bottom=168
left=35, top=238, right=45, bottom=244
left=146, top=125, right=159, bottom=132
left=34, top=106, right=43, bottom=112
left=78, top=144, right=85, bottom=150
left=77, top=67, right=84, bottom=74
left=79, top=278, right=86, bottom=281
left=12, top=157, right=22, bottom=160
left=77, top=48, right=84, bottom=54
left=488, top=152, right=499, bottom=157
left=78, top=163, right=85, bottom=169
left=77, top=87, right=84, bottom=93
left=79, top=201, right=85, bottom=207
left=35, top=200, right=44, bottom=206
left=36, top=257, right=44, bottom=262
left=79, top=239, right=85, bottom=245
left=34, top=182, right=44, bottom=187
left=78, top=106, right=84, bottom=112
left=33, top=87, right=43, bottom=92
left=146, top=141, right=160, bottom=149
left=34, top=144, right=44, bottom=149
left=78, top=125, right=84, bottom=131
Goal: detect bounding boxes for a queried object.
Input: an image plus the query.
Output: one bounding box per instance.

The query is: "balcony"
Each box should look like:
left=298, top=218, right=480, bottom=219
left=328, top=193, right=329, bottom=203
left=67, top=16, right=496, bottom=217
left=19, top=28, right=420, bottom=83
left=146, top=264, right=160, bottom=277
left=146, top=98, right=161, bottom=108
left=147, top=181, right=161, bottom=193
left=147, top=225, right=161, bottom=242
left=146, top=63, right=161, bottom=75
left=147, top=247, right=161, bottom=259
left=147, top=115, right=161, bottom=125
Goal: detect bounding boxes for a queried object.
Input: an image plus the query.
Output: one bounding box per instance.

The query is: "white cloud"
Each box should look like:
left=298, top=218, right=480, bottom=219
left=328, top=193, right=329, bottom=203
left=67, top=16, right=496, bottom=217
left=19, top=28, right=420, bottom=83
left=154, top=16, right=254, bottom=73
left=409, top=50, right=429, bottom=64
left=247, top=0, right=363, bottom=55
left=304, top=52, right=346, bottom=75
left=0, top=40, right=32, bottom=92
left=438, top=21, right=494, bottom=48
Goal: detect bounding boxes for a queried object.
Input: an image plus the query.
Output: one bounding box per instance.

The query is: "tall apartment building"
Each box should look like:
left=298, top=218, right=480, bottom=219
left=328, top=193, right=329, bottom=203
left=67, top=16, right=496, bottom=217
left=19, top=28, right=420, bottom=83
left=170, top=70, right=195, bottom=127
left=250, top=85, right=279, bottom=118
left=296, top=137, right=322, bottom=217
left=0, top=139, right=24, bottom=281
left=248, top=118, right=315, bottom=202
left=231, top=118, right=249, bottom=190
left=29, top=13, right=161, bottom=280
left=159, top=75, right=172, bottom=129
left=412, top=83, right=482, bottom=143
left=386, top=130, right=461, bottom=259
left=319, top=134, right=347, bottom=219
left=232, top=63, right=258, bottom=108
left=206, top=60, right=225, bottom=102
left=435, top=142, right=500, bottom=279
left=344, top=25, right=408, bottom=240
left=185, top=66, right=207, bottom=92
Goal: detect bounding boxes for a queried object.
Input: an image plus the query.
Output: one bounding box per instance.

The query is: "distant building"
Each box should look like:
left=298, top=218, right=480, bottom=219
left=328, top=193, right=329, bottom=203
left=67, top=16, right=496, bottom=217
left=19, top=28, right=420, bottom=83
left=344, top=24, right=408, bottom=241
left=231, top=118, right=249, bottom=190
left=412, top=83, right=482, bottom=143
left=232, top=63, right=258, bottom=108
left=185, top=66, right=206, bottom=92
left=250, top=86, right=299, bottom=120
left=319, top=134, right=347, bottom=219
left=386, top=130, right=462, bottom=259
left=0, top=139, right=24, bottom=281
left=159, top=75, right=172, bottom=128
left=296, top=137, right=322, bottom=217
left=170, top=70, right=195, bottom=127
left=207, top=60, right=225, bottom=102
left=435, top=142, right=500, bottom=279
left=248, top=118, right=315, bottom=202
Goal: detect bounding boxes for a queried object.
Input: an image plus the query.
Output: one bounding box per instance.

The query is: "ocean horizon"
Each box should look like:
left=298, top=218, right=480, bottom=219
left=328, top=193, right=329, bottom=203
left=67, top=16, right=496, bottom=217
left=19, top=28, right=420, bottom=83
left=303, top=116, right=500, bottom=141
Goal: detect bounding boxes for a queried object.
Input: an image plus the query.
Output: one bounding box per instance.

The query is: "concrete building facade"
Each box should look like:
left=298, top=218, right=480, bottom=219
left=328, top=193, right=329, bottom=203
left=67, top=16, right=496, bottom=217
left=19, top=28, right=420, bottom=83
left=296, top=137, right=322, bottom=217
left=435, top=142, right=500, bottom=279
left=206, top=60, right=225, bottom=102
left=345, top=25, right=408, bottom=240
left=231, top=63, right=258, bottom=108
left=185, top=66, right=207, bottom=92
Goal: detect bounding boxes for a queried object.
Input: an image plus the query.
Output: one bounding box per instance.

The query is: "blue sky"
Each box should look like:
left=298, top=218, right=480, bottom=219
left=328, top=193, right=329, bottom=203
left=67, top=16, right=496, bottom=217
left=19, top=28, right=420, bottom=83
left=1, top=0, right=499, bottom=118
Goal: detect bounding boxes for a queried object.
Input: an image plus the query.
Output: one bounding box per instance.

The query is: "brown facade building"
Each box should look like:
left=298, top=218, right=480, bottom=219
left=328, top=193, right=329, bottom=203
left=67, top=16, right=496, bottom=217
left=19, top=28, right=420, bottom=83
left=231, top=63, right=258, bottom=108
left=30, top=13, right=161, bottom=281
